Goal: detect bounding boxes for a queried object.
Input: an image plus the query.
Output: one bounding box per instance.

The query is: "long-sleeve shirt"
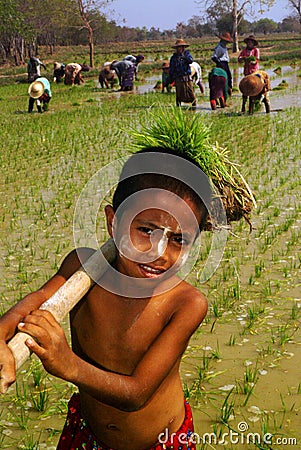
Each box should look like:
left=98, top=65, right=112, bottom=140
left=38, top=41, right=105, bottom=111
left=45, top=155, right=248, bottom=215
left=238, top=47, right=260, bottom=75
left=27, top=57, right=46, bottom=76
left=211, top=42, right=230, bottom=64
left=111, top=60, right=134, bottom=78
left=169, top=50, right=193, bottom=81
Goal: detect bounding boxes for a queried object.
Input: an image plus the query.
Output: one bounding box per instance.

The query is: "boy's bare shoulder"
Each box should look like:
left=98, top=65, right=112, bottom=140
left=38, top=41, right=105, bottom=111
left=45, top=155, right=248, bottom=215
left=172, top=280, right=208, bottom=324
left=58, top=247, right=96, bottom=279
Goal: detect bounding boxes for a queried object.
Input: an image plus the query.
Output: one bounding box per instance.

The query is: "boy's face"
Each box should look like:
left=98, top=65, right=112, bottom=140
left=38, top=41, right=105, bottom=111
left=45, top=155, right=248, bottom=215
left=106, top=190, right=202, bottom=280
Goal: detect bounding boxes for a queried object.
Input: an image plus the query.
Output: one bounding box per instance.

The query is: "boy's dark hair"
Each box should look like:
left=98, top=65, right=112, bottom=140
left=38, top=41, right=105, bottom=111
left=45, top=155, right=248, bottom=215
left=112, top=147, right=212, bottom=231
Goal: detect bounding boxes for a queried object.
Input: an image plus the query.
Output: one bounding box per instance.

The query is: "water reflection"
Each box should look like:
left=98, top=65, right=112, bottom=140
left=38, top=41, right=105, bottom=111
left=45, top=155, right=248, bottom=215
left=97, top=63, right=301, bottom=110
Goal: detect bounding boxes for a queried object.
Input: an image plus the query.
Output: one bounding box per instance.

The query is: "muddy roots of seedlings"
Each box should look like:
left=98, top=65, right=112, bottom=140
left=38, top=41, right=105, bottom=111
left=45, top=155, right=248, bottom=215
left=205, top=184, right=253, bottom=232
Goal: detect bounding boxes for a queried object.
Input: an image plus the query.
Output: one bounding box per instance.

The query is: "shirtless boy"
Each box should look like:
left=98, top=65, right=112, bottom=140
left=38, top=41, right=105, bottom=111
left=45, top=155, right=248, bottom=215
left=0, top=148, right=210, bottom=450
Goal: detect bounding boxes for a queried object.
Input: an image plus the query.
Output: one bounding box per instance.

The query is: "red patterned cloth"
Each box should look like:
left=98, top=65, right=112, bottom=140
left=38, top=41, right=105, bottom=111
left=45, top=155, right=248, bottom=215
left=56, top=393, right=196, bottom=450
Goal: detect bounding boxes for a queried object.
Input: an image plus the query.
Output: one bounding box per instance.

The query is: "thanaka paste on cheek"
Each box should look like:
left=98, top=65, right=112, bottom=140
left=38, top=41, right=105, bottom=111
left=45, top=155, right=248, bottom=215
left=117, top=227, right=174, bottom=264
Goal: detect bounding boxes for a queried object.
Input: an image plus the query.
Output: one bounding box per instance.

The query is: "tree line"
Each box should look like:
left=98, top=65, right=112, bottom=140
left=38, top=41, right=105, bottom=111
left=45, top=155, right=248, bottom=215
left=0, top=0, right=300, bottom=67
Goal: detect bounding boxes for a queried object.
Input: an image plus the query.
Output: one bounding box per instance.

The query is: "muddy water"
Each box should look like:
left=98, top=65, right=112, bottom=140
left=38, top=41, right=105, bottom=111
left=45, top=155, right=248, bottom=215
left=134, top=63, right=301, bottom=111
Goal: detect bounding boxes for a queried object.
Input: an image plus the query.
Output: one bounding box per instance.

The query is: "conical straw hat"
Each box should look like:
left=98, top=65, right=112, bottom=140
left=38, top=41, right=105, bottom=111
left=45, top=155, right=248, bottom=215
left=239, top=74, right=264, bottom=97
left=28, top=80, right=44, bottom=99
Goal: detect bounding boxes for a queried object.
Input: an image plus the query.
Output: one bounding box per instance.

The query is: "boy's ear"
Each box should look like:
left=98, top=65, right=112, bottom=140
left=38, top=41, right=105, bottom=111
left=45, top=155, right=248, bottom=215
left=104, top=205, right=116, bottom=238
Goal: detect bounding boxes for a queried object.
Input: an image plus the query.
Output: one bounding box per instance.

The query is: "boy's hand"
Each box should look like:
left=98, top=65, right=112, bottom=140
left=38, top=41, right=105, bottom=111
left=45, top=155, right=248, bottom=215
left=0, top=340, right=16, bottom=394
left=18, top=310, right=76, bottom=381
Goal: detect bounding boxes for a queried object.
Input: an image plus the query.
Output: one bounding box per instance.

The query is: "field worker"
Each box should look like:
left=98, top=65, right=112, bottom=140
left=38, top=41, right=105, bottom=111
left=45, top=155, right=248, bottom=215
left=27, top=55, right=47, bottom=82
left=190, top=61, right=205, bottom=94
left=169, top=38, right=196, bottom=108
left=239, top=69, right=271, bottom=114
left=28, top=77, right=52, bottom=113
left=111, top=59, right=136, bottom=91
left=238, top=35, right=260, bottom=76
left=0, top=144, right=211, bottom=449
left=161, top=61, right=174, bottom=93
left=208, top=66, right=228, bottom=110
left=123, top=54, right=145, bottom=79
left=64, top=63, right=90, bottom=85
left=53, top=62, right=66, bottom=83
left=98, top=62, right=116, bottom=89
left=211, top=32, right=233, bottom=95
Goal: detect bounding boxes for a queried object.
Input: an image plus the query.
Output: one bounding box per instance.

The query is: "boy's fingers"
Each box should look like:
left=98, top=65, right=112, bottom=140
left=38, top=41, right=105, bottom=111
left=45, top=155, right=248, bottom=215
left=25, top=338, right=45, bottom=359
left=22, top=310, right=58, bottom=331
left=25, top=309, right=57, bottom=325
left=0, top=365, right=16, bottom=394
left=17, top=322, right=51, bottom=347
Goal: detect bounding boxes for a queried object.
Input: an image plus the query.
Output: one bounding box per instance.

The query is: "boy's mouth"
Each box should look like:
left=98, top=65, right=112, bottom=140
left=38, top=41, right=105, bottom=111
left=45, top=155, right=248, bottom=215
left=138, top=264, right=166, bottom=278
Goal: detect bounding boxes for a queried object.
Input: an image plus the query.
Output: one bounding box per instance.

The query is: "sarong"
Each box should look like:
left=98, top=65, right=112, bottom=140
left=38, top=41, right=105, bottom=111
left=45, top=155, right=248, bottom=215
left=121, top=64, right=136, bottom=90
left=209, top=75, right=226, bottom=100
left=175, top=78, right=196, bottom=104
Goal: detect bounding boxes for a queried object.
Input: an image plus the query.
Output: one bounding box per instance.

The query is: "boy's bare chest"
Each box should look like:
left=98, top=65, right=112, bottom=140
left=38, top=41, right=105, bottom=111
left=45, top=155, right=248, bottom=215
left=71, top=287, right=172, bottom=373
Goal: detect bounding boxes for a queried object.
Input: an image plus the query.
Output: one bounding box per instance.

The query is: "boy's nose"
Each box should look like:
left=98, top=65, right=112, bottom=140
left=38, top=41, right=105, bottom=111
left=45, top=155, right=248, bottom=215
left=149, top=229, right=168, bottom=258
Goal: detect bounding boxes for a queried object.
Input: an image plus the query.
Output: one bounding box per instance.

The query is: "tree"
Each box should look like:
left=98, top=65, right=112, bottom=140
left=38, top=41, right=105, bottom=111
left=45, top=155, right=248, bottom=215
left=287, top=0, right=301, bottom=25
left=77, top=0, right=113, bottom=67
left=253, top=18, right=278, bottom=34
left=199, top=0, right=276, bottom=52
left=280, top=15, right=301, bottom=31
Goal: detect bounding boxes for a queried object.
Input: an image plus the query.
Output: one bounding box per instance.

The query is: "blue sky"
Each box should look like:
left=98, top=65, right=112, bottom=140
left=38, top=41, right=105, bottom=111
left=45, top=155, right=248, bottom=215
left=110, top=0, right=289, bottom=30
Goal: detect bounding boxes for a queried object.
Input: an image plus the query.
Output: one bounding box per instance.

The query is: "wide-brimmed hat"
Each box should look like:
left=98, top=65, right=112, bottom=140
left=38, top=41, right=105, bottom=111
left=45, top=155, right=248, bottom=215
left=53, top=61, right=62, bottom=70
left=218, top=32, right=233, bottom=43
left=28, top=80, right=44, bottom=99
left=239, top=74, right=264, bottom=96
left=244, top=35, right=258, bottom=46
left=162, top=61, right=170, bottom=69
left=172, top=39, right=190, bottom=48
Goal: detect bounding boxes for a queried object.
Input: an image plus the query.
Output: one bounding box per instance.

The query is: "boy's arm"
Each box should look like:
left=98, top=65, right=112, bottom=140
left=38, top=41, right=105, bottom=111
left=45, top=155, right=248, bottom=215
left=0, top=277, right=64, bottom=392
left=0, top=248, right=93, bottom=392
left=19, top=289, right=208, bottom=412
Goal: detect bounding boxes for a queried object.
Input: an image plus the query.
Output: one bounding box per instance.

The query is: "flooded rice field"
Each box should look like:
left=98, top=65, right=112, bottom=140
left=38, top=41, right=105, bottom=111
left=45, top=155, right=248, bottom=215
left=133, top=63, right=301, bottom=111
left=0, top=61, right=300, bottom=449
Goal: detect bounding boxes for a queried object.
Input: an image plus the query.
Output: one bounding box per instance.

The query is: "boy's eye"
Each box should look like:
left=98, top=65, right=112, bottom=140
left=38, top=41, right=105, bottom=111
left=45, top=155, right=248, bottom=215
left=138, top=226, right=153, bottom=235
left=172, top=236, right=190, bottom=246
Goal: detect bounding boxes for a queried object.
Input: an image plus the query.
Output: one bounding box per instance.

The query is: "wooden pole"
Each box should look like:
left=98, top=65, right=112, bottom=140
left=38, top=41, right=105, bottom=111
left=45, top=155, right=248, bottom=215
left=6, top=239, right=116, bottom=373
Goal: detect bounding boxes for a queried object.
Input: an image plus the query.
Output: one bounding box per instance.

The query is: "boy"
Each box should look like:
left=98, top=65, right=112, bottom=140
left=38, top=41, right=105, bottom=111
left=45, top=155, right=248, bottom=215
left=0, top=149, right=210, bottom=449
left=169, top=39, right=196, bottom=108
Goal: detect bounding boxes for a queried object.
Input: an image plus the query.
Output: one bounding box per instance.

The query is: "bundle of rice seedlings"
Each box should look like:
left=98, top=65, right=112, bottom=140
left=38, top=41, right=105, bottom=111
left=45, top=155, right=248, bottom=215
left=128, top=106, right=256, bottom=231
